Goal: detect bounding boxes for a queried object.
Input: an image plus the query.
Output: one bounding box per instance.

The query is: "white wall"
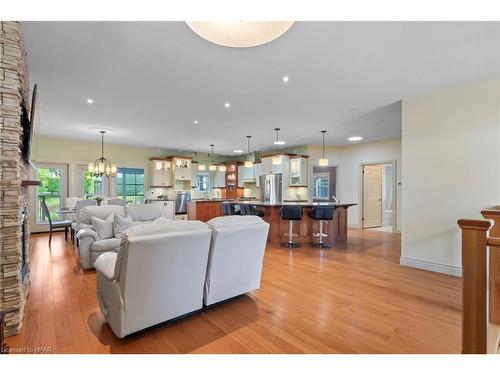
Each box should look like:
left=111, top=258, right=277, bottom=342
left=307, top=138, right=402, bottom=230
left=401, top=76, right=500, bottom=276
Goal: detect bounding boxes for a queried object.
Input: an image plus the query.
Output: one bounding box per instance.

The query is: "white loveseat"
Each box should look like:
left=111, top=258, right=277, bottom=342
left=94, top=216, right=270, bottom=338
left=76, top=204, right=162, bottom=269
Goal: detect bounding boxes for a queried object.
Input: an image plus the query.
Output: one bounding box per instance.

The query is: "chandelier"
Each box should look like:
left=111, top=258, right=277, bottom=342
left=88, top=131, right=116, bottom=178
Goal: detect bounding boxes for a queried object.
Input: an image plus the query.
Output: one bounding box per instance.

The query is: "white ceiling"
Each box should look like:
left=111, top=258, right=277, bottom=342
left=22, top=21, right=500, bottom=155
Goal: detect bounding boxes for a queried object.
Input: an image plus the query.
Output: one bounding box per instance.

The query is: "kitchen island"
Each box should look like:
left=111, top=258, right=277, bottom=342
left=188, top=200, right=356, bottom=245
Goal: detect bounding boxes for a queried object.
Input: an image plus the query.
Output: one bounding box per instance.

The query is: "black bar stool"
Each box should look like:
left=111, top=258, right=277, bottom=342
left=221, top=202, right=239, bottom=215
left=240, top=204, right=265, bottom=217
left=310, top=205, right=335, bottom=248
left=281, top=205, right=303, bottom=248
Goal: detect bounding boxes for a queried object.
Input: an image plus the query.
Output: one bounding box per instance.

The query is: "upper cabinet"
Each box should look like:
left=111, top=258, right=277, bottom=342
left=261, top=156, right=284, bottom=175
left=214, top=169, right=226, bottom=188
left=150, top=159, right=172, bottom=187
left=289, top=156, right=308, bottom=186
left=253, top=163, right=262, bottom=187
left=173, top=158, right=192, bottom=181
left=238, top=165, right=256, bottom=187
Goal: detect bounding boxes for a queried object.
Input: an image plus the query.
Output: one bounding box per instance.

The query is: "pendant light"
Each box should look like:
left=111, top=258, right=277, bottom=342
left=209, top=145, right=217, bottom=171
left=319, top=130, right=329, bottom=166
left=272, top=128, right=282, bottom=165
left=88, top=131, right=116, bottom=178
left=244, top=135, right=253, bottom=168
left=198, top=163, right=206, bottom=171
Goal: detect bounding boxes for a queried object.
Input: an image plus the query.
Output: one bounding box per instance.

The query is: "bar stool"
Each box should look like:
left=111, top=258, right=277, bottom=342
left=221, top=202, right=239, bottom=216
left=240, top=204, right=265, bottom=217
left=310, top=205, right=335, bottom=248
left=281, top=205, right=303, bottom=248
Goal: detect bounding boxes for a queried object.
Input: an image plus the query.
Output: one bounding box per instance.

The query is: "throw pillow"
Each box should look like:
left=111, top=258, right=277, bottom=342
left=114, top=215, right=134, bottom=239
left=91, top=214, right=115, bottom=240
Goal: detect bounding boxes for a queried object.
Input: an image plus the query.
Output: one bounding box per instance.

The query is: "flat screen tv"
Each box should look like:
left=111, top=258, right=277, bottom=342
left=21, top=83, right=38, bottom=164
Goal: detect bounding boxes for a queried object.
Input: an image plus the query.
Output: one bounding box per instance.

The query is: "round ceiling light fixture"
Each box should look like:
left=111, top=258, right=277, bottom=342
left=186, top=21, right=294, bottom=48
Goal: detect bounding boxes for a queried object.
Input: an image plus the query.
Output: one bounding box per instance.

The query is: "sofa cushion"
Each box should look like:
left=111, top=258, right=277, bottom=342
left=91, top=214, right=115, bottom=240
left=114, top=215, right=134, bottom=239
left=80, top=205, right=126, bottom=226
left=207, top=215, right=265, bottom=228
left=90, top=238, right=122, bottom=253
left=125, top=204, right=162, bottom=222
left=125, top=217, right=208, bottom=238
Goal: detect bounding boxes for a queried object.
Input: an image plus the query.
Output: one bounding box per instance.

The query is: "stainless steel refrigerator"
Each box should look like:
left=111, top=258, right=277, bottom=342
left=259, top=174, right=283, bottom=204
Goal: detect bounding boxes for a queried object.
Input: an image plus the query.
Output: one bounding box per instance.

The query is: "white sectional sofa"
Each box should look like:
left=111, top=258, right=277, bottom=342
left=94, top=215, right=270, bottom=338
left=76, top=204, right=163, bottom=269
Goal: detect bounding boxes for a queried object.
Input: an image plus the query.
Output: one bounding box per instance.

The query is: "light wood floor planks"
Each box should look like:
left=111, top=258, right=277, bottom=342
left=6, top=229, right=462, bottom=353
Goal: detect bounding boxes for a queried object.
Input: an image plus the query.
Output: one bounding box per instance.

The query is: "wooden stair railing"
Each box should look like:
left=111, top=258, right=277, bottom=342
left=458, top=206, right=500, bottom=354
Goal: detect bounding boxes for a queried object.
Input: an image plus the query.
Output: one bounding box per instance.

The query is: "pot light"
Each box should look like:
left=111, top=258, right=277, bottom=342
left=194, top=120, right=198, bottom=124
left=233, top=150, right=244, bottom=153
left=273, top=141, right=286, bottom=145
left=348, top=136, right=363, bottom=142
left=86, top=98, right=94, bottom=104
left=282, top=75, right=289, bottom=83
left=224, top=102, right=231, bottom=108
left=186, top=21, right=294, bottom=48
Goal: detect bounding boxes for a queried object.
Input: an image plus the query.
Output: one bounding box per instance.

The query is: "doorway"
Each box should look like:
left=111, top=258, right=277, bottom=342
left=362, top=162, right=394, bottom=231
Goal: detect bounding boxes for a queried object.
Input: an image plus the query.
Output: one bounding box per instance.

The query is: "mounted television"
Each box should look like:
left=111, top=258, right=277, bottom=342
left=21, top=83, right=38, bottom=164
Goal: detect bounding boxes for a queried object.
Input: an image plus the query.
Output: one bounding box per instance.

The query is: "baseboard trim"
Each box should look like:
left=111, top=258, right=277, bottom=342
left=400, top=257, right=462, bottom=277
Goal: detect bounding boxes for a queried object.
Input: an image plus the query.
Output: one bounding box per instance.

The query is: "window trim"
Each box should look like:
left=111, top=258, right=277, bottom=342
left=312, top=172, right=330, bottom=201
left=115, top=167, right=146, bottom=204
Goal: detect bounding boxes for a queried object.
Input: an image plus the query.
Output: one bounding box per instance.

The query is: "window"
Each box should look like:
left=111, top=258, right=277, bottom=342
left=116, top=167, right=145, bottom=204
left=36, top=165, right=66, bottom=224
left=195, top=173, right=211, bottom=192
left=82, top=170, right=104, bottom=198
left=312, top=172, right=330, bottom=200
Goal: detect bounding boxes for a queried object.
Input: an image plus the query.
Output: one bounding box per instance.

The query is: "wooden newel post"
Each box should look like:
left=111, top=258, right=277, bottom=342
left=482, top=208, right=500, bottom=325
left=457, top=219, right=491, bottom=354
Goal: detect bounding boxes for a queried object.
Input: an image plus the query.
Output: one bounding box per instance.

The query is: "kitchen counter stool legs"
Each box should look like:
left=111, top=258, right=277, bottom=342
left=281, top=205, right=303, bottom=248
left=310, top=206, right=335, bottom=248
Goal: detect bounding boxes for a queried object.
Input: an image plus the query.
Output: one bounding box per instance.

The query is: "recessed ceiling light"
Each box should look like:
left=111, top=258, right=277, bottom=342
left=348, top=136, right=363, bottom=142
left=274, top=141, right=286, bottom=145
left=233, top=150, right=244, bottom=153
left=282, top=75, right=289, bottom=83
left=86, top=98, right=94, bottom=104
left=224, top=102, right=231, bottom=108
left=194, top=120, right=198, bottom=124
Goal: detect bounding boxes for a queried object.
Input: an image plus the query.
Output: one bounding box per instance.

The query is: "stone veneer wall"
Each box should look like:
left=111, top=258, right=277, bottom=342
left=0, top=21, right=31, bottom=336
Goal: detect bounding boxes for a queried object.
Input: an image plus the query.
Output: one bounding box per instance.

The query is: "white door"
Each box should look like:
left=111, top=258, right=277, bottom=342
left=31, top=162, right=68, bottom=232
left=363, top=164, right=383, bottom=228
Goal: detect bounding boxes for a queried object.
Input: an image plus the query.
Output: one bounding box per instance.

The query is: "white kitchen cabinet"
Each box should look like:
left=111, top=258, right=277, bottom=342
left=213, top=169, right=226, bottom=188
left=261, top=156, right=284, bottom=175
left=150, top=159, right=172, bottom=187
left=289, top=156, right=308, bottom=186
left=173, top=158, right=192, bottom=181
left=253, top=163, right=262, bottom=187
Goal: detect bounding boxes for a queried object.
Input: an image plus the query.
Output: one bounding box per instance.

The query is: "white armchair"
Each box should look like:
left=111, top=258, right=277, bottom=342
left=204, top=216, right=270, bottom=306
left=95, top=221, right=212, bottom=338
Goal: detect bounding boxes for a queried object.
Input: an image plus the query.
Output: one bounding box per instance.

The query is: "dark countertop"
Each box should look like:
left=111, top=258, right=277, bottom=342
left=223, top=200, right=357, bottom=208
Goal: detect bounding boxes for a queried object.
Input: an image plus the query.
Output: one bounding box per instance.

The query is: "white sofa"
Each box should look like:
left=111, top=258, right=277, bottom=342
left=95, top=220, right=212, bottom=338
left=204, top=216, right=270, bottom=306
left=94, top=215, right=269, bottom=338
left=76, top=204, right=163, bottom=269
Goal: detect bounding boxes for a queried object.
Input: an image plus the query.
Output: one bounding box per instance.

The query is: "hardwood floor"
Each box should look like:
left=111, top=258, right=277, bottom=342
left=6, top=229, right=462, bottom=354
